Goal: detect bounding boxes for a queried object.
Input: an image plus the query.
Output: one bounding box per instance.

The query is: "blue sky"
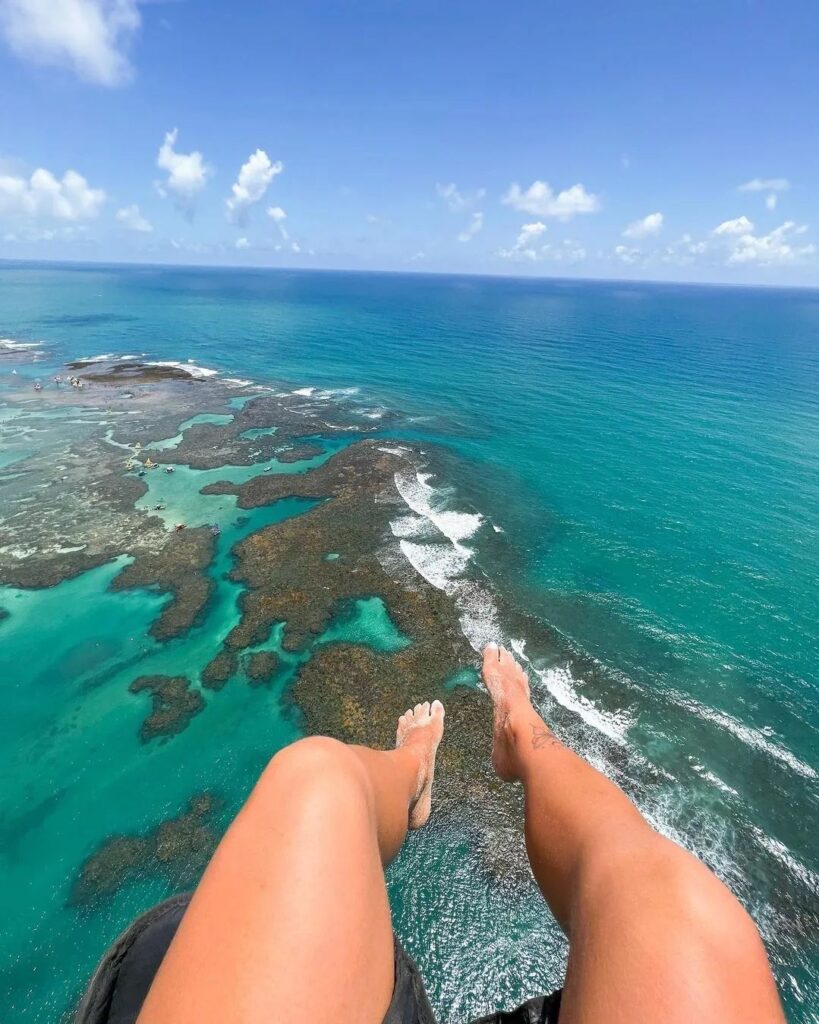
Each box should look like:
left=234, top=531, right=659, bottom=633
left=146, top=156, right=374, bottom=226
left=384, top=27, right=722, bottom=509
left=0, top=0, right=817, bottom=284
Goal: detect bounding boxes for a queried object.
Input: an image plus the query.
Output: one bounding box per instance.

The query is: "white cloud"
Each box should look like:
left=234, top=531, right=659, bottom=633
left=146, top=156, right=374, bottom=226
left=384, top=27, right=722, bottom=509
left=436, top=182, right=485, bottom=212
left=0, top=0, right=140, bottom=86
left=498, top=221, right=547, bottom=261
left=267, top=204, right=288, bottom=240
left=115, top=202, right=151, bottom=232
left=738, top=178, right=790, bottom=193
left=499, top=223, right=587, bottom=265
left=290, top=241, right=301, bottom=253
left=235, top=236, right=249, bottom=250
left=614, top=244, right=641, bottom=265
left=713, top=216, right=754, bottom=236
left=765, top=193, right=778, bottom=211
left=3, top=223, right=90, bottom=242
left=156, top=128, right=211, bottom=208
left=458, top=211, right=484, bottom=242
left=623, top=211, right=663, bottom=239
left=727, top=221, right=815, bottom=265
left=0, top=166, right=105, bottom=222
left=657, top=234, right=708, bottom=266
left=409, top=251, right=425, bottom=262
left=226, top=149, right=282, bottom=223
left=502, top=180, right=600, bottom=220
left=544, top=239, right=586, bottom=263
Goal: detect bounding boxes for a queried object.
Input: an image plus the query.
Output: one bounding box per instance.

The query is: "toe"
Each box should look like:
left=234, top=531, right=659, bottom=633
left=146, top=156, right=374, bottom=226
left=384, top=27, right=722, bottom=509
left=431, top=699, right=445, bottom=718
left=498, top=645, right=516, bottom=670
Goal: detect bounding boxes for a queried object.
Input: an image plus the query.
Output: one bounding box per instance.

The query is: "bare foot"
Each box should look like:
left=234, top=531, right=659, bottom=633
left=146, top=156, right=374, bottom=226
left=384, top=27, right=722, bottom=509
left=482, top=643, right=541, bottom=781
left=396, top=700, right=445, bottom=828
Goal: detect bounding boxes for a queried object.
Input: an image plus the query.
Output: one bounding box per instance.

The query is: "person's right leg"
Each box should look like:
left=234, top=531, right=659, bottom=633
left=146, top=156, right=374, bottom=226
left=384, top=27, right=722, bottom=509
left=137, top=700, right=444, bottom=1024
left=482, top=644, right=785, bottom=1024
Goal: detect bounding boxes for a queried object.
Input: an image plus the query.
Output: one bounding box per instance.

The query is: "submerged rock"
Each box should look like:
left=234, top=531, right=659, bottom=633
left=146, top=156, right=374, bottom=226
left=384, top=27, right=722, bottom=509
left=128, top=675, right=205, bottom=742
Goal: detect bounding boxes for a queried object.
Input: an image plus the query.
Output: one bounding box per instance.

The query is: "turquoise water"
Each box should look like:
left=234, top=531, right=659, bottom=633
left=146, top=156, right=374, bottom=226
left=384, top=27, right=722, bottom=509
left=1, top=265, right=817, bottom=1021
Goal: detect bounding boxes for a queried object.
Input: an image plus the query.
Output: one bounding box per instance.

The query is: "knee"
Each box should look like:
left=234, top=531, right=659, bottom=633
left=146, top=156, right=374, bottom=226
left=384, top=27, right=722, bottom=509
left=590, top=833, right=765, bottom=956
left=251, top=736, right=372, bottom=817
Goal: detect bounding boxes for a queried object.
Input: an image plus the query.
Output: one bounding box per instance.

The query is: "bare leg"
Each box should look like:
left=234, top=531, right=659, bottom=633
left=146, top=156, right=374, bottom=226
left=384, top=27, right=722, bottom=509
left=482, top=644, right=784, bottom=1024
left=137, top=700, right=445, bottom=1024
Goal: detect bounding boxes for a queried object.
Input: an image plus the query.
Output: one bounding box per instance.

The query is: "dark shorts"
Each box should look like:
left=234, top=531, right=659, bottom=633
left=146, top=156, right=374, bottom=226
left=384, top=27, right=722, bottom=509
left=75, top=894, right=562, bottom=1024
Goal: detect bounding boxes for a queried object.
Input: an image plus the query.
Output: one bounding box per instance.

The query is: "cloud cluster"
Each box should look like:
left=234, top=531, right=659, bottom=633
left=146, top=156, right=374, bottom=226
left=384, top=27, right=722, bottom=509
left=499, top=221, right=547, bottom=260
left=503, top=180, right=600, bottom=220
left=500, top=222, right=586, bottom=263
left=436, top=182, right=485, bottom=212
left=156, top=128, right=212, bottom=209
left=115, top=202, right=151, bottom=232
left=727, top=221, right=814, bottom=265
left=0, top=166, right=105, bottom=221
left=623, top=211, right=663, bottom=238
left=458, top=211, right=483, bottom=242
left=267, top=204, right=288, bottom=239
left=738, top=177, right=789, bottom=212
left=226, top=149, right=282, bottom=223
left=713, top=216, right=754, bottom=236
left=0, top=0, right=140, bottom=86
left=738, top=177, right=789, bottom=194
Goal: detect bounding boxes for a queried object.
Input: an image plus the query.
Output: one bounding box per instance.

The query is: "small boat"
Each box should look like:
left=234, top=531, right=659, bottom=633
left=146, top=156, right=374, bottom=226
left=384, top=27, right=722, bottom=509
left=210, top=523, right=221, bottom=536
left=164, top=466, right=175, bottom=474
left=175, top=523, right=187, bottom=532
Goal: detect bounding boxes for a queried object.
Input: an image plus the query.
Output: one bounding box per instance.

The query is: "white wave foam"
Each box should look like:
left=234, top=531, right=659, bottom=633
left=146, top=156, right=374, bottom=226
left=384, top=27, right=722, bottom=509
left=146, top=360, right=218, bottom=379
left=750, top=826, right=819, bottom=891
left=690, top=761, right=739, bottom=797
left=291, top=387, right=315, bottom=396
left=0, top=339, right=41, bottom=351
left=398, top=539, right=472, bottom=590
left=390, top=467, right=499, bottom=652
left=680, top=698, right=817, bottom=781
left=223, top=377, right=253, bottom=387
left=394, top=469, right=483, bottom=549
left=510, top=638, right=631, bottom=744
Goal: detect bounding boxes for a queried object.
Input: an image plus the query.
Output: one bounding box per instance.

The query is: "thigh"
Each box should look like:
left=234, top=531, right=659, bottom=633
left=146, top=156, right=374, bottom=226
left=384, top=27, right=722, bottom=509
left=137, top=741, right=397, bottom=1024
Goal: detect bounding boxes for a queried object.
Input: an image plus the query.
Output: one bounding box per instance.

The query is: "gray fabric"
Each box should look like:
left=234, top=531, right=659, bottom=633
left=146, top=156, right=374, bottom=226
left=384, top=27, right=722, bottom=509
left=75, top=895, right=561, bottom=1024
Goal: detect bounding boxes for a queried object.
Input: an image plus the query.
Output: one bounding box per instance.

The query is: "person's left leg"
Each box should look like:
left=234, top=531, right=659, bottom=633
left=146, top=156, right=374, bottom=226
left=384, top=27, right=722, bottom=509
left=137, top=700, right=445, bottom=1024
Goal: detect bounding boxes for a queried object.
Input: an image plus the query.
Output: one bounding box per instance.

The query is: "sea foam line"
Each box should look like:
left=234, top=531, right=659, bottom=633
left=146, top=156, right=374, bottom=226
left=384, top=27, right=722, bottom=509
left=1, top=338, right=41, bottom=351
left=390, top=467, right=499, bottom=652
left=390, top=467, right=631, bottom=745
left=145, top=360, right=219, bottom=379
left=678, top=697, right=817, bottom=781
left=510, top=638, right=631, bottom=744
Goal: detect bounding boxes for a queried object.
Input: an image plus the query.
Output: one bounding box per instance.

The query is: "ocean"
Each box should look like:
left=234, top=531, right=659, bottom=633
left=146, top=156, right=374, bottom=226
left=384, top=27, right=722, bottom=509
left=0, top=263, right=817, bottom=1022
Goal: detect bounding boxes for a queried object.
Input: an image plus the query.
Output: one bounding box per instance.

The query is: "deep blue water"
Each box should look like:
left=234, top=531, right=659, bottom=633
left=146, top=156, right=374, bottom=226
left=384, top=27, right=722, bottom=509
left=1, top=264, right=817, bottom=1021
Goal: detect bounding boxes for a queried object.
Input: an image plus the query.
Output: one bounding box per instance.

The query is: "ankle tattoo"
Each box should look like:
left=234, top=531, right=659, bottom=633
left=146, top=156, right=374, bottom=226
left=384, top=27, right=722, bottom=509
left=531, top=724, right=557, bottom=751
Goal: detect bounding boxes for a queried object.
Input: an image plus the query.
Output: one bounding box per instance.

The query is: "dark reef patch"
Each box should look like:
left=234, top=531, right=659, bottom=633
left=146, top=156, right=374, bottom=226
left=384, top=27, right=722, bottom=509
left=275, top=444, right=324, bottom=463
left=246, top=651, right=280, bottom=686
left=67, top=361, right=204, bottom=385
left=128, top=675, right=205, bottom=742
left=112, top=527, right=215, bottom=641
left=201, top=650, right=238, bottom=690
left=70, top=794, right=219, bottom=905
